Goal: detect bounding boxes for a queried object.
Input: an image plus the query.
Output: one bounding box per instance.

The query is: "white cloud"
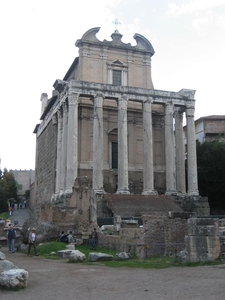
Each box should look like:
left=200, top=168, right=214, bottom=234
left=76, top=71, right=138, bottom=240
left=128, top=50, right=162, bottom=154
left=167, top=0, right=225, bottom=16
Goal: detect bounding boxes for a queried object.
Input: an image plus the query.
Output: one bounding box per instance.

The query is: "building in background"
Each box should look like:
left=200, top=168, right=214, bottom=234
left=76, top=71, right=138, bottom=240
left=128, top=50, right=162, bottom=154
left=12, top=169, right=35, bottom=199
left=184, top=115, right=225, bottom=145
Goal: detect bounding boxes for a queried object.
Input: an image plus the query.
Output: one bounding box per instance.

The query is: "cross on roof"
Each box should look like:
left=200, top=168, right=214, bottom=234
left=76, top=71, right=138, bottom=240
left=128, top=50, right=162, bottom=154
left=112, top=18, right=121, bottom=32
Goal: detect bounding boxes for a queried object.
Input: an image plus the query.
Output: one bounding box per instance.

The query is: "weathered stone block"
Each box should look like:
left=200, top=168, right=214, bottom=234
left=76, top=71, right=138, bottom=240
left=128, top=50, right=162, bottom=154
left=187, top=218, right=219, bottom=236
left=57, top=250, right=72, bottom=259
left=185, top=235, right=220, bottom=262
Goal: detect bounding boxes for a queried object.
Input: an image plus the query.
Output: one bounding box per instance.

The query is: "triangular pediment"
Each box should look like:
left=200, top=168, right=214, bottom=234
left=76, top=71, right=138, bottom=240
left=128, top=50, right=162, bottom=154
left=112, top=60, right=124, bottom=65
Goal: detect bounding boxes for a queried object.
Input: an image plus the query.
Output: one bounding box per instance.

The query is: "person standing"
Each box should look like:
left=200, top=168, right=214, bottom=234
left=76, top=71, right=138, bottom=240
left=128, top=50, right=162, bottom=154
left=28, top=228, right=39, bottom=256
left=67, top=231, right=74, bottom=243
left=7, top=225, right=16, bottom=253
left=90, top=228, right=98, bottom=250
left=8, top=206, right=13, bottom=216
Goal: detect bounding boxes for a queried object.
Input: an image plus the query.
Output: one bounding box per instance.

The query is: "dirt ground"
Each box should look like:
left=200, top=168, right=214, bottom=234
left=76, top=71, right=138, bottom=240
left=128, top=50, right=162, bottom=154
left=1, top=246, right=225, bottom=300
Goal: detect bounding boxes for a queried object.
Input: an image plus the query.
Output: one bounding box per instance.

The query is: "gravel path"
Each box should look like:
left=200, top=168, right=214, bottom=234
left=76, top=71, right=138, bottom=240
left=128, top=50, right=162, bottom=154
left=1, top=246, right=225, bottom=300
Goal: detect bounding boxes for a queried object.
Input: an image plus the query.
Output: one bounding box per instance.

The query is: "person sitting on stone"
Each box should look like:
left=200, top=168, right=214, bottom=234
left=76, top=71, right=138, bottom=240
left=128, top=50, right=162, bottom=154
left=67, top=231, right=74, bottom=243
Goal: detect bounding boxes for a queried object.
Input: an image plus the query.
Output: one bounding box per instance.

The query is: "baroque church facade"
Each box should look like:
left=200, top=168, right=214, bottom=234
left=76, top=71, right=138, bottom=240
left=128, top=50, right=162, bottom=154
left=33, top=27, right=208, bottom=233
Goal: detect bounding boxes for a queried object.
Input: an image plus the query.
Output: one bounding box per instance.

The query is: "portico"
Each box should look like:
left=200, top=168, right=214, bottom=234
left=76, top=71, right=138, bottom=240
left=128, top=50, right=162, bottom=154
left=38, top=80, right=199, bottom=199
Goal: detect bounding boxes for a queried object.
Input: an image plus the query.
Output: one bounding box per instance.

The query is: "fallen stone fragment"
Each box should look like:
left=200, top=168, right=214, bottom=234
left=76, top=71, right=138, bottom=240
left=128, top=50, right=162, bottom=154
left=114, top=252, right=131, bottom=261
left=88, top=252, right=113, bottom=262
left=69, top=250, right=85, bottom=262
left=0, top=269, right=28, bottom=289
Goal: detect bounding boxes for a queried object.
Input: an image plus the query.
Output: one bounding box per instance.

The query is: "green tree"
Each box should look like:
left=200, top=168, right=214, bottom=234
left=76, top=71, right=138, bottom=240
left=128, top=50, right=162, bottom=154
left=0, top=168, right=18, bottom=213
left=25, top=189, right=30, bottom=199
left=197, top=140, right=225, bottom=213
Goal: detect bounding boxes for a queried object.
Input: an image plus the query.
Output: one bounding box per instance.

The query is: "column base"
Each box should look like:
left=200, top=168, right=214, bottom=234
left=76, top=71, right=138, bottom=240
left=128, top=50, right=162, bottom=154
left=93, top=189, right=105, bottom=195
left=142, top=189, right=158, bottom=195
left=116, top=189, right=130, bottom=195
left=187, top=191, right=199, bottom=196
left=165, top=190, right=178, bottom=196
left=64, top=187, right=73, bottom=197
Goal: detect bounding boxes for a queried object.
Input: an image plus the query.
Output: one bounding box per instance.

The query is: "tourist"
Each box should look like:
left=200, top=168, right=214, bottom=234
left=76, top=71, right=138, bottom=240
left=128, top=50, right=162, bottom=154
left=90, top=228, right=98, bottom=250
left=67, top=231, right=74, bottom=243
left=14, top=219, right=18, bottom=226
left=28, top=228, right=39, bottom=256
left=7, top=225, right=16, bottom=253
left=8, top=206, right=13, bottom=216
left=58, top=230, right=66, bottom=242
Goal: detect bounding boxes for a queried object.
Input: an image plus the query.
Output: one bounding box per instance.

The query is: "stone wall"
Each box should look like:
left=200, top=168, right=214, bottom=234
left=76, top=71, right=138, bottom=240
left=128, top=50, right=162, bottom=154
left=101, top=215, right=188, bottom=258
left=37, top=176, right=92, bottom=235
left=101, top=228, right=142, bottom=253
left=35, top=119, right=57, bottom=209
left=174, top=195, right=210, bottom=216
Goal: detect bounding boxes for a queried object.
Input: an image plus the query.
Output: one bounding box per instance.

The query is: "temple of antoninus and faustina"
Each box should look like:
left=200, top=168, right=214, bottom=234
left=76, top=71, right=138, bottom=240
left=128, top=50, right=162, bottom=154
left=33, top=27, right=209, bottom=231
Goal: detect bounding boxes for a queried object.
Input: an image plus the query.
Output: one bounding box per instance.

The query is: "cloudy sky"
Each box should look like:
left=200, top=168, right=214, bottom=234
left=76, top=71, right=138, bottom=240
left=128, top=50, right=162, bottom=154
left=0, top=0, right=225, bottom=170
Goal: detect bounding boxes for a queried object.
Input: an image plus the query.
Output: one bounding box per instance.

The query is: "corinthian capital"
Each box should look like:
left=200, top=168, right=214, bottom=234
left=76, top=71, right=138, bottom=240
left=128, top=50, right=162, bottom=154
left=118, top=96, right=128, bottom=110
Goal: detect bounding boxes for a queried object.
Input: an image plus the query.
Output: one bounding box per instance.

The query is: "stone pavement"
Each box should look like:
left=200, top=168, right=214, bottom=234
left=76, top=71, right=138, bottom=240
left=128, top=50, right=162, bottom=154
left=1, top=245, right=225, bottom=300
left=10, top=207, right=30, bottom=226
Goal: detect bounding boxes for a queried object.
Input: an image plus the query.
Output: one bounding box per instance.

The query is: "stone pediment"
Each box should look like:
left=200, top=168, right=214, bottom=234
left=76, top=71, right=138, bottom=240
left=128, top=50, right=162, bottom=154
left=75, top=27, right=155, bottom=56
left=112, top=60, right=123, bottom=65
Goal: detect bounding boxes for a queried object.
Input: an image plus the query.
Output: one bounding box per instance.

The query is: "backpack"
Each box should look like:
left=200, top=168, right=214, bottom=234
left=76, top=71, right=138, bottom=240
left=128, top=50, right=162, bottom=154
left=64, top=235, right=68, bottom=243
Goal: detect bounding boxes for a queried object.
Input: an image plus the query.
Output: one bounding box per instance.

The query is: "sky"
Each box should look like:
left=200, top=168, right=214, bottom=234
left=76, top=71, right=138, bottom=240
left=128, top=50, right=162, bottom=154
left=0, top=0, right=225, bottom=171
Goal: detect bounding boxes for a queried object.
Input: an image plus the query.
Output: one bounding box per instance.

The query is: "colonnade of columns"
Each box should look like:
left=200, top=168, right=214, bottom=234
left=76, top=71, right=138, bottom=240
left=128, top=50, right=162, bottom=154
left=55, top=90, right=79, bottom=197
left=54, top=89, right=199, bottom=198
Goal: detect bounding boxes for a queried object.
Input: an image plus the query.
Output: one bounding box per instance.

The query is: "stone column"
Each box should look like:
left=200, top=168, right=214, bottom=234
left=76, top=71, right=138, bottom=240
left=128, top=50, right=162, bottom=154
left=55, top=108, right=63, bottom=197
left=165, top=102, right=177, bottom=195
left=142, top=97, right=157, bottom=195
left=61, top=101, right=68, bottom=192
left=174, top=108, right=186, bottom=194
left=116, top=96, right=130, bottom=194
left=65, top=91, right=79, bottom=195
left=92, top=93, right=104, bottom=191
left=186, top=106, right=199, bottom=195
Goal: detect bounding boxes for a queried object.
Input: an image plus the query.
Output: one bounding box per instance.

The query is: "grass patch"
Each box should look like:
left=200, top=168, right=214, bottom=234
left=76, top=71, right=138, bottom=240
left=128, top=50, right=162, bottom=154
left=26, top=241, right=224, bottom=268
left=0, top=212, right=9, bottom=220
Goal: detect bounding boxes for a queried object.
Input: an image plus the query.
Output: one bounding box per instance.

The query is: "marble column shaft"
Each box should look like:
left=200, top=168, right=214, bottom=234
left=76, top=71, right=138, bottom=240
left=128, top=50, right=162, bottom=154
left=66, top=92, right=79, bottom=193
left=61, top=101, right=68, bottom=191
left=92, top=94, right=104, bottom=191
left=56, top=108, right=63, bottom=195
left=165, top=102, right=176, bottom=194
left=142, top=98, right=157, bottom=195
left=174, top=109, right=186, bottom=194
left=117, top=96, right=129, bottom=194
left=186, top=107, right=199, bottom=195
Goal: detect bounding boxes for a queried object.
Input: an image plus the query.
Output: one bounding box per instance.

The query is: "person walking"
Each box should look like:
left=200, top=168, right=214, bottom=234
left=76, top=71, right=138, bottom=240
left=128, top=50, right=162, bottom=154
left=28, top=228, right=39, bottom=256
left=7, top=225, right=16, bottom=253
